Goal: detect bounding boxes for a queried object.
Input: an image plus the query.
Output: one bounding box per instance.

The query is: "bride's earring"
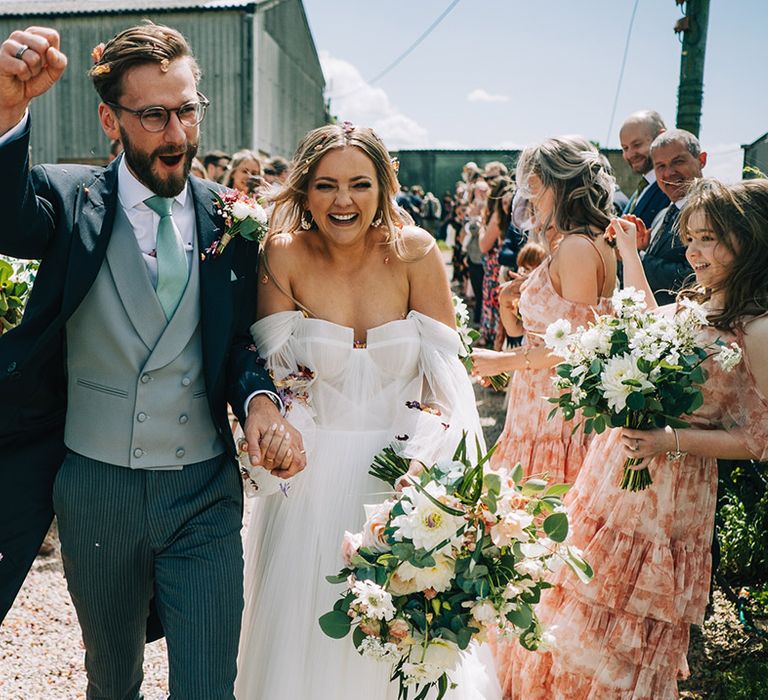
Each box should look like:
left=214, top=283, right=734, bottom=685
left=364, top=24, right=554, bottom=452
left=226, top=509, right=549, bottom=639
left=300, top=210, right=313, bottom=230
left=372, top=210, right=383, bottom=227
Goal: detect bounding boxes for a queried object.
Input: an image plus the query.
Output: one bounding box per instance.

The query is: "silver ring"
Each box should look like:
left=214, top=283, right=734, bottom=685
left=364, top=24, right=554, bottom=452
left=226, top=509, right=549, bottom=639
left=633, top=440, right=640, bottom=452
left=14, top=44, right=29, bottom=60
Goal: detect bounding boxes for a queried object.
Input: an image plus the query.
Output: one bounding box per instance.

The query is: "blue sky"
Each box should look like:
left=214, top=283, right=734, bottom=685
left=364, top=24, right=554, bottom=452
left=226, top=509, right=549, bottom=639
left=302, top=0, right=768, bottom=181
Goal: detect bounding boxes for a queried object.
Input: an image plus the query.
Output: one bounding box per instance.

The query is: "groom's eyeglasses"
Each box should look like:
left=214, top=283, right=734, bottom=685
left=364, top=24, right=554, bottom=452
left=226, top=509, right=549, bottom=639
left=105, top=92, right=210, bottom=132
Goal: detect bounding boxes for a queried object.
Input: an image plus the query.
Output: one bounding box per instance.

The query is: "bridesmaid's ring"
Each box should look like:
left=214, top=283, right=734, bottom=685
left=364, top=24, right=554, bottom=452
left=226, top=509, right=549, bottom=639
left=633, top=440, right=640, bottom=451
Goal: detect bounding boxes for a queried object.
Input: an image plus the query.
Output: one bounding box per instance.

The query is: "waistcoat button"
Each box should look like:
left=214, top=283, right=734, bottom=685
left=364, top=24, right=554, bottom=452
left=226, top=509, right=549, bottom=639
left=181, top=377, right=191, bottom=387
left=137, top=412, right=147, bottom=422
left=140, top=374, right=151, bottom=384
left=133, top=448, right=144, bottom=458
left=176, top=448, right=185, bottom=458
left=178, top=414, right=189, bottom=424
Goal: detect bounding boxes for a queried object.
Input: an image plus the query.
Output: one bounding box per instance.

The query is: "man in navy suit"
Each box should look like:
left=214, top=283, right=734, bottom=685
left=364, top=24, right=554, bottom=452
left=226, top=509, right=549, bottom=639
left=641, top=129, right=705, bottom=305
left=620, top=110, right=670, bottom=228
left=0, top=23, right=304, bottom=699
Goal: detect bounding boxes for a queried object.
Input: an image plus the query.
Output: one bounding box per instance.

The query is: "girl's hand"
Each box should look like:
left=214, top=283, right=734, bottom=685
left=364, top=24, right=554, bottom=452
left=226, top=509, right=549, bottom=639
left=619, top=427, right=672, bottom=462
left=606, top=217, right=641, bottom=261
left=471, top=348, right=509, bottom=377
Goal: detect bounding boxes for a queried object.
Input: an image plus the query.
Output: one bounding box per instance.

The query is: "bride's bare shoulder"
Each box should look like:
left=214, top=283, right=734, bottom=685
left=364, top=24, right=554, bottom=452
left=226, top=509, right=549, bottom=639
left=396, top=225, right=437, bottom=262
left=263, top=230, right=312, bottom=267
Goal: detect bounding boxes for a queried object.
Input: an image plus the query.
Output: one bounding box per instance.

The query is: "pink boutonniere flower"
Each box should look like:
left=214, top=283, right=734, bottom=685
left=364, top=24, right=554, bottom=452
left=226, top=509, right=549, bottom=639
left=205, top=191, right=269, bottom=260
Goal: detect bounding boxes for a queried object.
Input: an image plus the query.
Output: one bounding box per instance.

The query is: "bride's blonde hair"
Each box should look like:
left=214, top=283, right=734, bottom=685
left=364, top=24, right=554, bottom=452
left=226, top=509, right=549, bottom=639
left=269, top=123, right=413, bottom=257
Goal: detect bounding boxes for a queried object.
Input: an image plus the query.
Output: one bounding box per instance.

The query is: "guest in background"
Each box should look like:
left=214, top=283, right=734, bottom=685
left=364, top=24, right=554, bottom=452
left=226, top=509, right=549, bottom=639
left=225, top=149, right=262, bottom=194
left=640, top=128, right=702, bottom=304
left=479, top=177, right=514, bottom=347
left=619, top=110, right=669, bottom=226
left=107, top=138, right=123, bottom=162
left=190, top=157, right=207, bottom=179
left=202, top=149, right=230, bottom=183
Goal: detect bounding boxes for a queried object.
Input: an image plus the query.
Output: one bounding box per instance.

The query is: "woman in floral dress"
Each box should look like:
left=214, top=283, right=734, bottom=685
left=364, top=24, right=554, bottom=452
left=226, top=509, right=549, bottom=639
left=472, top=136, right=617, bottom=484
left=479, top=178, right=514, bottom=347
left=504, top=178, right=768, bottom=699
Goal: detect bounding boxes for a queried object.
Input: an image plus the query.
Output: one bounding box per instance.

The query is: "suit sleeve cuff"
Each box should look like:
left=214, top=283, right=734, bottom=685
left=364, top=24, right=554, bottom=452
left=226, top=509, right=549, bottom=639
left=244, top=390, right=285, bottom=417
left=0, top=111, right=29, bottom=147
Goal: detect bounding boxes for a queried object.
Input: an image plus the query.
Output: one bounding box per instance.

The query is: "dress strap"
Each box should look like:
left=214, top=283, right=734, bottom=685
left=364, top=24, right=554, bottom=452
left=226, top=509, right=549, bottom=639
left=261, top=248, right=316, bottom=318
left=571, top=233, right=608, bottom=296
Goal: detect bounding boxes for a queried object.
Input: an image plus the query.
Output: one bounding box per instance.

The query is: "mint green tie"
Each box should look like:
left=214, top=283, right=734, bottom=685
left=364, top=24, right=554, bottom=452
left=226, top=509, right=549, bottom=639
left=144, top=196, right=188, bottom=319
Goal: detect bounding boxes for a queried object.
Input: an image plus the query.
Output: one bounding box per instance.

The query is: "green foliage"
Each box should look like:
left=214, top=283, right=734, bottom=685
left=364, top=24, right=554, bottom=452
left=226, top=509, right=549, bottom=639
left=0, top=256, right=36, bottom=332
left=708, top=656, right=768, bottom=699
left=717, top=460, right=768, bottom=586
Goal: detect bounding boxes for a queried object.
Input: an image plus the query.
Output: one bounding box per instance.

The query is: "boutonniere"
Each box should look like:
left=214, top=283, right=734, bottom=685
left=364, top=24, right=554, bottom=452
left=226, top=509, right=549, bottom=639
left=204, top=191, right=269, bottom=259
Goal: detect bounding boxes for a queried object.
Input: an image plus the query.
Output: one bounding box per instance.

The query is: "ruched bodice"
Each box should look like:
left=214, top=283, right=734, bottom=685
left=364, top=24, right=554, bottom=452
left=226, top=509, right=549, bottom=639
left=252, top=312, right=425, bottom=431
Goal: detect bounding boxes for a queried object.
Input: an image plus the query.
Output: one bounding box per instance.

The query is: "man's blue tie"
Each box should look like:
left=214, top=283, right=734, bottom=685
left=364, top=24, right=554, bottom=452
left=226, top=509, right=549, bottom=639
left=144, top=196, right=188, bottom=319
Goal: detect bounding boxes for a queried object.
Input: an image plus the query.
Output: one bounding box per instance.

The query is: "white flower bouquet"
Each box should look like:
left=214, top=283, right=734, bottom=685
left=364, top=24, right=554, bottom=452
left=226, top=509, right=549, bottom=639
left=320, top=434, right=591, bottom=699
left=545, top=288, right=742, bottom=491
left=454, top=294, right=509, bottom=392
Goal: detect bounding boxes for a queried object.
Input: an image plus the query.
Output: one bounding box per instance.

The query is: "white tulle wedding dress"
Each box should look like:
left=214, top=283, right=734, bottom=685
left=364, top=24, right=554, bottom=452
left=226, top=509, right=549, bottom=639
left=235, top=310, right=501, bottom=700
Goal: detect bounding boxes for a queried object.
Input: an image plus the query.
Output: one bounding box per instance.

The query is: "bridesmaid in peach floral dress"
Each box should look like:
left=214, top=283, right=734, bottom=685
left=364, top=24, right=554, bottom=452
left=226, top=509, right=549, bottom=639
left=472, top=136, right=617, bottom=484
left=503, top=178, right=768, bottom=699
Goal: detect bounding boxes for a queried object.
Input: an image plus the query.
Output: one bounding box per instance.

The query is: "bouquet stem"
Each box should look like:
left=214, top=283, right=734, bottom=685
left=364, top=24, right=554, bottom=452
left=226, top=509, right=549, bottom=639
left=619, top=457, right=652, bottom=491
left=215, top=232, right=233, bottom=256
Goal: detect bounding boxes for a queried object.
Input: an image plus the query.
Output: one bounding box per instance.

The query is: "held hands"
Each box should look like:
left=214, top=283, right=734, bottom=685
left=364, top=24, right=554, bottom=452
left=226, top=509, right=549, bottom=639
left=241, top=395, right=307, bottom=478
left=0, top=27, right=67, bottom=130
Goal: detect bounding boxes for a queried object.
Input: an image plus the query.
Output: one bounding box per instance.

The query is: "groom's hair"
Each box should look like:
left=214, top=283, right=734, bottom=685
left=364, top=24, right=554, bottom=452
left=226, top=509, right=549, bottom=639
left=89, top=21, right=200, bottom=105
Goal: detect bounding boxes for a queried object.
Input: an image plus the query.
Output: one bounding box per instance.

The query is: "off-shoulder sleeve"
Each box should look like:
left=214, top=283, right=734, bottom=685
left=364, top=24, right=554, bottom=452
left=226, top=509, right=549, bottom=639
left=250, top=310, right=304, bottom=377
left=393, top=311, right=486, bottom=466
left=241, top=310, right=316, bottom=496
left=720, top=340, right=768, bottom=461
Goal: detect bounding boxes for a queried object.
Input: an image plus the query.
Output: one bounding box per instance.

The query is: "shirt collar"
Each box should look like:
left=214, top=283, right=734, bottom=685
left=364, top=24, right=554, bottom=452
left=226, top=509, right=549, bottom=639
left=644, top=170, right=657, bottom=185
left=674, top=195, right=688, bottom=210
left=117, top=154, right=189, bottom=210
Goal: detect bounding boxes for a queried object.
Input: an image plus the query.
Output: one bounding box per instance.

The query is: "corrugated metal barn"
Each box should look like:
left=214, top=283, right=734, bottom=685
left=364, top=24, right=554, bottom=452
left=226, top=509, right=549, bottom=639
left=0, top=0, right=327, bottom=164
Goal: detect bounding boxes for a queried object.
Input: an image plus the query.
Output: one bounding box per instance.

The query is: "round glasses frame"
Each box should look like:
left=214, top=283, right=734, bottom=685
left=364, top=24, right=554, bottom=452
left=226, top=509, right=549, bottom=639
left=106, top=92, right=210, bottom=132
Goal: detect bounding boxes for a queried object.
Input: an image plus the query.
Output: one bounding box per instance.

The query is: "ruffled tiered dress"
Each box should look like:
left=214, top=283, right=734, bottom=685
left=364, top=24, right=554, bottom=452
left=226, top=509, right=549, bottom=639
left=491, top=259, right=613, bottom=483
left=235, top=310, right=501, bottom=700
left=498, top=324, right=768, bottom=699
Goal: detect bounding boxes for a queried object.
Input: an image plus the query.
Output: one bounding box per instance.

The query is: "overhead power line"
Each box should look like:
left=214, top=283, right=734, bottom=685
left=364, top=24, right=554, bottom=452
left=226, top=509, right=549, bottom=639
left=327, top=0, right=462, bottom=100
left=605, top=0, right=641, bottom=146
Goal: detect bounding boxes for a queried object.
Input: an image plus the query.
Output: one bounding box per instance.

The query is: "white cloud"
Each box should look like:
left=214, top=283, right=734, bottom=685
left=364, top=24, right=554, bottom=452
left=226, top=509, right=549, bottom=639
left=320, top=51, right=428, bottom=149
left=467, top=88, right=510, bottom=103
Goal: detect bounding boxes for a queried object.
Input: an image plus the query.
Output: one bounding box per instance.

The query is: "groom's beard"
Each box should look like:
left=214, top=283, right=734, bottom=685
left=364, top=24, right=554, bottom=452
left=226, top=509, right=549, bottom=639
left=119, top=126, right=198, bottom=198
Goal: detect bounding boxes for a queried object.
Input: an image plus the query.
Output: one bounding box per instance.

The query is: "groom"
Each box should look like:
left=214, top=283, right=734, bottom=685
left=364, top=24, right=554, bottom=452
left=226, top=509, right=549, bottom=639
left=0, top=23, right=304, bottom=699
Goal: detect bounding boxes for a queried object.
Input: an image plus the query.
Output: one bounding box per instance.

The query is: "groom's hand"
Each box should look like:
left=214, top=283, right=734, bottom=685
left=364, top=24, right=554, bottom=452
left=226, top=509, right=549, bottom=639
left=0, top=27, right=67, bottom=135
left=243, top=395, right=307, bottom=478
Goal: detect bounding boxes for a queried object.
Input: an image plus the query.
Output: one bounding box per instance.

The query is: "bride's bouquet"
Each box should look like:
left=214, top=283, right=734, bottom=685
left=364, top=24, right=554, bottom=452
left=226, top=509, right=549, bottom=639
left=544, top=288, right=743, bottom=491
left=320, top=434, right=591, bottom=699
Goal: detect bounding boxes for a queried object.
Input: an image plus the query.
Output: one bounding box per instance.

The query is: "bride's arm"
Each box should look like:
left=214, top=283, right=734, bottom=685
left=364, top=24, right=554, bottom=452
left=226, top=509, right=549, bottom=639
left=257, top=232, right=302, bottom=318
left=405, top=227, right=455, bottom=327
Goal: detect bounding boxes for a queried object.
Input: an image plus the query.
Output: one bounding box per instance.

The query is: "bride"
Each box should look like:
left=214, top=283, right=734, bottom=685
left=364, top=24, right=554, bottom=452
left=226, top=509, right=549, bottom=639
left=235, top=123, right=501, bottom=699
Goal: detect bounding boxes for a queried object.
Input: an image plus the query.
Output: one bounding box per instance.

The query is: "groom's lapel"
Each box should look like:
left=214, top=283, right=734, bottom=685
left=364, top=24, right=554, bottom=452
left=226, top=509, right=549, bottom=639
left=190, top=176, right=232, bottom=390
left=61, top=159, right=120, bottom=317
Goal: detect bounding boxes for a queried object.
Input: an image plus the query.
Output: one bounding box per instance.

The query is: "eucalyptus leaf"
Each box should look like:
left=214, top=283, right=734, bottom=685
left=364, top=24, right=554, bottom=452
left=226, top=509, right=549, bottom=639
left=318, top=610, right=351, bottom=639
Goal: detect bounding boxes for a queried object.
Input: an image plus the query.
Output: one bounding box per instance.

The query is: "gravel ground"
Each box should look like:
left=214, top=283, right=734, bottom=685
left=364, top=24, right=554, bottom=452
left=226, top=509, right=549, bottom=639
left=2, top=382, right=765, bottom=698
